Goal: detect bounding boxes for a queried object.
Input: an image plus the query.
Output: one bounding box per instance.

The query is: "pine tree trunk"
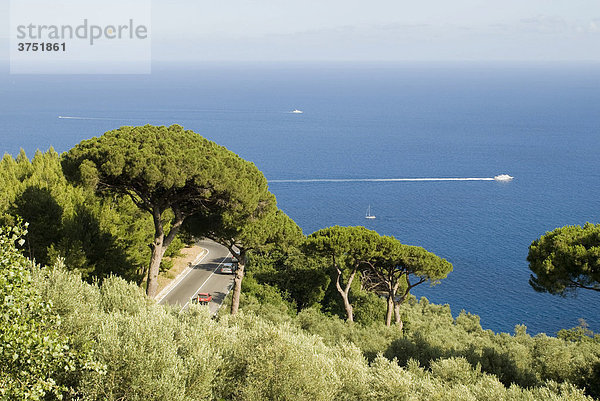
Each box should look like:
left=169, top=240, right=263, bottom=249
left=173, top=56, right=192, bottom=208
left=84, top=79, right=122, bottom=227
left=145, top=206, right=183, bottom=298
left=146, top=235, right=165, bottom=297
left=230, top=253, right=245, bottom=315
left=385, top=294, right=394, bottom=327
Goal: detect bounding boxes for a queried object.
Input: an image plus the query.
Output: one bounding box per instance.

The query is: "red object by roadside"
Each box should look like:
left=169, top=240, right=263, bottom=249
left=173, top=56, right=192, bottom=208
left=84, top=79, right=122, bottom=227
left=194, top=292, right=212, bottom=305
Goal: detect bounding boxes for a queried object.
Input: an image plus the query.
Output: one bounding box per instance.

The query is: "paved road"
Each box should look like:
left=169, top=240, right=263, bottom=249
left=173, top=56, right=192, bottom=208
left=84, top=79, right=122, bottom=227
left=158, top=239, right=234, bottom=314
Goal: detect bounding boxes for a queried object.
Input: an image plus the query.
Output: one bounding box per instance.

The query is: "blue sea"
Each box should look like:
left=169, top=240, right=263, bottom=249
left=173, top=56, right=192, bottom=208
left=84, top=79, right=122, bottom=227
left=1, top=62, right=599, bottom=335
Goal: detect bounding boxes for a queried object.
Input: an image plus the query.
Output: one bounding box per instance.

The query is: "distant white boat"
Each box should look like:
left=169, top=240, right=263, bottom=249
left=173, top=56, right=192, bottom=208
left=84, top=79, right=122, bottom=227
left=291, top=109, right=303, bottom=114
left=494, top=174, right=514, bottom=181
left=365, top=205, right=376, bottom=219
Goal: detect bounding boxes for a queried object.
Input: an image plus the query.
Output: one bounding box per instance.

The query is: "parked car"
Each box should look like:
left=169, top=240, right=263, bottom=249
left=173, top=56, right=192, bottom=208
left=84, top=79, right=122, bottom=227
left=192, top=292, right=212, bottom=305
left=221, top=262, right=235, bottom=274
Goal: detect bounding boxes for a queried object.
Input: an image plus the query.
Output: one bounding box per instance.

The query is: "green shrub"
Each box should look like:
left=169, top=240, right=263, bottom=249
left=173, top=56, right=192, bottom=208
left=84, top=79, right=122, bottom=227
left=0, top=223, right=99, bottom=400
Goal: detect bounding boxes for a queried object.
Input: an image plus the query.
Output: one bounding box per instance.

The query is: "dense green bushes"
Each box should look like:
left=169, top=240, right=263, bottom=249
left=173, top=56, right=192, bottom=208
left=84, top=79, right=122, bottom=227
left=0, top=223, right=100, bottom=400
left=264, top=295, right=600, bottom=399
left=28, top=263, right=594, bottom=400
left=385, top=298, right=600, bottom=396
left=240, top=243, right=600, bottom=399
left=0, top=220, right=594, bottom=400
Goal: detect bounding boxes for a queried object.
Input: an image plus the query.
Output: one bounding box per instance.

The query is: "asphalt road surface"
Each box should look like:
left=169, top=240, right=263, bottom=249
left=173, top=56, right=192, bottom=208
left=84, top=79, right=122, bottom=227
left=158, top=239, right=234, bottom=314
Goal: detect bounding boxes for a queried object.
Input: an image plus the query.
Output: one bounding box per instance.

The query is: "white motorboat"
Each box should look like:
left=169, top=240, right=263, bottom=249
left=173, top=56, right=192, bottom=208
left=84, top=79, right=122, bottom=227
left=494, top=174, right=514, bottom=181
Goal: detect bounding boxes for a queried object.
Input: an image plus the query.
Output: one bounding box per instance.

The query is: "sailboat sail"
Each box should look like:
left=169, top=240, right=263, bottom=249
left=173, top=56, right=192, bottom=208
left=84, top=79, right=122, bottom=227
left=365, top=205, right=376, bottom=219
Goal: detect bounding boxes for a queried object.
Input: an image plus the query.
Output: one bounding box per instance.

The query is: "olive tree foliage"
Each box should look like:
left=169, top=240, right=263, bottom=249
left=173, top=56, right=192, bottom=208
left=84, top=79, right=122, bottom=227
left=305, top=226, right=381, bottom=322
left=62, top=125, right=272, bottom=297
left=32, top=263, right=596, bottom=401
left=528, top=223, right=600, bottom=296
left=192, top=209, right=303, bottom=315
left=0, top=222, right=101, bottom=400
left=362, top=236, right=453, bottom=328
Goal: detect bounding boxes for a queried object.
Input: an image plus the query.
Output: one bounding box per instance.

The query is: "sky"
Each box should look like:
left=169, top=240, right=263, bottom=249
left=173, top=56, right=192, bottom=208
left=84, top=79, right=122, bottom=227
left=1, top=0, right=599, bottom=63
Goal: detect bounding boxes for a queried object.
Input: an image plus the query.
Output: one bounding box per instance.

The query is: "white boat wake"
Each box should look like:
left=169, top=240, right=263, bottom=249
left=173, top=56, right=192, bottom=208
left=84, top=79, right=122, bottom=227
left=58, top=109, right=302, bottom=120
left=58, top=116, right=127, bottom=121
left=269, top=177, right=504, bottom=183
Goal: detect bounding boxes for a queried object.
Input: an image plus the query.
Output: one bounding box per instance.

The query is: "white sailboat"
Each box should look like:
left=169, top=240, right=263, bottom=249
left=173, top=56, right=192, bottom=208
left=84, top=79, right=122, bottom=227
left=365, top=205, right=376, bottom=219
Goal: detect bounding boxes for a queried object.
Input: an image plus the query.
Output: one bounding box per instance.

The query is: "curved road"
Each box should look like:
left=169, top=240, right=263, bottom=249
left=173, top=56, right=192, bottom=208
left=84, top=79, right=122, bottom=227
left=158, top=239, right=234, bottom=314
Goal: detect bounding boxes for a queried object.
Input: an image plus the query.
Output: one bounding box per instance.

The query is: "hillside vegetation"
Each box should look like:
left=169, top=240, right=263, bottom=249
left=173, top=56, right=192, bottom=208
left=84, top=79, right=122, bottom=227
left=3, top=240, right=594, bottom=400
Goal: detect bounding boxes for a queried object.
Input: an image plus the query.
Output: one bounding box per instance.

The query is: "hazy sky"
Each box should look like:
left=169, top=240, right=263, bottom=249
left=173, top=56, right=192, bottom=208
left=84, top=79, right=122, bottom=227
left=2, top=0, right=599, bottom=62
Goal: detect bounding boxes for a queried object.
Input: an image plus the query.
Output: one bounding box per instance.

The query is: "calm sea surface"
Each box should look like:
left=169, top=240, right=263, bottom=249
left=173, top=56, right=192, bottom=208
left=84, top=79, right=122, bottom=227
left=1, top=63, right=599, bottom=334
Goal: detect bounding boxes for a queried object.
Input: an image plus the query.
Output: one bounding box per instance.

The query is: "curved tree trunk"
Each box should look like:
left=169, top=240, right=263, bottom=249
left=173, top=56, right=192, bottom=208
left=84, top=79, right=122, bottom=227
left=230, top=256, right=245, bottom=315
left=146, top=236, right=165, bottom=297
left=146, top=206, right=165, bottom=297
left=335, top=264, right=356, bottom=323
left=146, top=206, right=184, bottom=298
left=340, top=291, right=353, bottom=323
